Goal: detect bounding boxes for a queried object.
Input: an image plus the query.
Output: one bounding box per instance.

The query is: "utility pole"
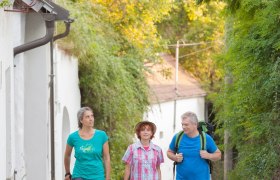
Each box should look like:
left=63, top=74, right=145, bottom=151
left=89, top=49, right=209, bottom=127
left=224, top=75, right=233, bottom=180
left=173, top=41, right=179, bottom=132
left=224, top=17, right=234, bottom=180
left=171, top=41, right=211, bottom=132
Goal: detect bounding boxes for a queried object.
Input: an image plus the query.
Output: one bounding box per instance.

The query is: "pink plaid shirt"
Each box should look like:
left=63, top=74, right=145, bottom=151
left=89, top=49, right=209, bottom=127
left=122, top=141, right=164, bottom=180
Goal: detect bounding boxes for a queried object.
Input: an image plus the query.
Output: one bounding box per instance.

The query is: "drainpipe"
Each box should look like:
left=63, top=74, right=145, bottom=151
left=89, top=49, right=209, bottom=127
left=50, top=19, right=73, bottom=180
left=13, top=0, right=71, bottom=56
left=14, top=20, right=55, bottom=57
left=12, top=1, right=73, bottom=179
left=53, top=19, right=74, bottom=42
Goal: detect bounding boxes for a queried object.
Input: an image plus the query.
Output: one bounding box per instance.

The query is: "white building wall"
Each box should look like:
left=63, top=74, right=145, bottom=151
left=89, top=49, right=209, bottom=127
left=53, top=47, right=81, bottom=180
left=145, top=96, right=205, bottom=180
left=0, top=7, right=16, bottom=180
left=13, top=13, right=28, bottom=180
left=23, top=13, right=50, bottom=180
left=0, top=7, right=80, bottom=180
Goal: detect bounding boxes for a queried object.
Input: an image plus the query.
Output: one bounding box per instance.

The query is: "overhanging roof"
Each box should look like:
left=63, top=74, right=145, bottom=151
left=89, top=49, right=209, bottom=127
left=146, top=53, right=206, bottom=104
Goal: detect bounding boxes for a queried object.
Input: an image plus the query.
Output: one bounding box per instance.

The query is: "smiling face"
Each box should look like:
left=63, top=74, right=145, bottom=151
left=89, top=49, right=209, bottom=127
left=139, top=125, right=153, bottom=140
left=80, top=110, right=94, bottom=128
left=181, top=117, right=198, bottom=137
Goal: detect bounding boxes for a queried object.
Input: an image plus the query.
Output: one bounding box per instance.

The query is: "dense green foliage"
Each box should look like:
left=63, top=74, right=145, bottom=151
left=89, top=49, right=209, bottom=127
left=157, top=0, right=225, bottom=92
left=56, top=0, right=171, bottom=178
left=0, top=0, right=11, bottom=8
left=213, top=0, right=280, bottom=179
left=56, top=0, right=280, bottom=179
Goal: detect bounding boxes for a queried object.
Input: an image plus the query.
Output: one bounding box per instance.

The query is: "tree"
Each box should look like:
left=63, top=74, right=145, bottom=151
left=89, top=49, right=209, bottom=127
left=56, top=0, right=172, bottom=178
left=157, top=0, right=225, bottom=92
left=213, top=0, right=280, bottom=179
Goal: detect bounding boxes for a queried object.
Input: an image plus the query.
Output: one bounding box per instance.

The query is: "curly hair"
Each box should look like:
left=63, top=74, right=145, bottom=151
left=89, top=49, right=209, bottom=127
left=135, top=121, right=156, bottom=140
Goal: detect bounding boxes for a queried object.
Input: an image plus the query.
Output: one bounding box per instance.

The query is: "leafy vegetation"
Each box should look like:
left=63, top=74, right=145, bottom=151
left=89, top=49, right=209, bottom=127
left=0, top=0, right=11, bottom=8
left=157, top=0, right=225, bottom=92
left=213, top=0, right=280, bottom=179
left=55, top=0, right=280, bottom=179
left=56, top=0, right=172, bottom=178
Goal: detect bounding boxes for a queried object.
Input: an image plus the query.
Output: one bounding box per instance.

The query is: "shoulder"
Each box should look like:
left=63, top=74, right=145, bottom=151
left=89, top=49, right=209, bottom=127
left=124, top=143, right=138, bottom=153
left=67, top=130, right=79, bottom=146
left=95, top=129, right=107, bottom=136
left=69, top=130, right=79, bottom=138
left=151, top=142, right=163, bottom=151
left=205, top=133, right=214, bottom=140
left=130, top=142, right=141, bottom=150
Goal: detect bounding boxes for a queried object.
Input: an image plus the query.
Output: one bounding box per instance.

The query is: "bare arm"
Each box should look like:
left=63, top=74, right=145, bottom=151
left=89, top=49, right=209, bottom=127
left=167, top=149, right=183, bottom=163
left=64, top=144, right=73, bottom=180
left=123, top=163, right=131, bottom=180
left=200, top=149, right=222, bottom=161
left=103, top=141, right=111, bottom=180
left=157, top=165, right=162, bottom=180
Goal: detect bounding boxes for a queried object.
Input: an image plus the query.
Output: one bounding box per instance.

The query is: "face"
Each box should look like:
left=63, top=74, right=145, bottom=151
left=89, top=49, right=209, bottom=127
left=139, top=125, right=153, bottom=140
left=81, top=110, right=94, bottom=128
left=181, top=117, right=197, bottom=136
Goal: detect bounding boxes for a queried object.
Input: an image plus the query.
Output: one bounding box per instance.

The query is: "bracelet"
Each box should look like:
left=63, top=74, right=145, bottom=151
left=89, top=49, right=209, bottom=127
left=65, top=172, right=71, bottom=178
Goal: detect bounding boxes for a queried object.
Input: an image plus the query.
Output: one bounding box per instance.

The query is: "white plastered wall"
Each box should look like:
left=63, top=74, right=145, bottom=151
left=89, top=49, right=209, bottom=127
left=1, top=4, right=81, bottom=180
left=0, top=5, right=21, bottom=179
left=53, top=47, right=81, bottom=180
left=23, top=12, right=50, bottom=180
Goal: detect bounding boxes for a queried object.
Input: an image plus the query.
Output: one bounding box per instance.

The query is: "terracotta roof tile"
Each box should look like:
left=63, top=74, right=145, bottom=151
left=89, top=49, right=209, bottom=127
left=146, top=53, right=206, bottom=104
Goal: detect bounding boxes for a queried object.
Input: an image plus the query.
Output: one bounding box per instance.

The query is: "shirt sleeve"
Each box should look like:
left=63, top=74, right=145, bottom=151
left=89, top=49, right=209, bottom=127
left=206, top=134, right=218, bottom=153
left=122, top=144, right=133, bottom=165
left=67, top=133, right=74, bottom=147
left=157, top=148, right=164, bottom=165
left=102, top=130, right=109, bottom=144
left=168, top=134, right=177, bottom=152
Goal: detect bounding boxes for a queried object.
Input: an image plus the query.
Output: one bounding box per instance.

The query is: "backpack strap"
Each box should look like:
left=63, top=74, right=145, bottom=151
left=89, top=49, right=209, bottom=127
left=199, top=131, right=206, bottom=150
left=199, top=130, right=213, bottom=174
left=173, top=131, right=184, bottom=180
left=175, top=131, right=184, bottom=153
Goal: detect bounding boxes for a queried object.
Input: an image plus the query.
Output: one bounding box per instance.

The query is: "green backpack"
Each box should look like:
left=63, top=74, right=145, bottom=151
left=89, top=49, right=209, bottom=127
left=172, top=122, right=214, bottom=178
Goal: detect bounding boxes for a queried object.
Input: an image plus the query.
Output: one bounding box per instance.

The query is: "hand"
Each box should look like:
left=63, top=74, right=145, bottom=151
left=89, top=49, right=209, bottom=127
left=200, top=150, right=210, bottom=159
left=175, top=153, right=183, bottom=163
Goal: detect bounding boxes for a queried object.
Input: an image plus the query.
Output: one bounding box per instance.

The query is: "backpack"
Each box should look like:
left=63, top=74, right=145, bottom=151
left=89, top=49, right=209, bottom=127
left=172, top=121, right=214, bottom=179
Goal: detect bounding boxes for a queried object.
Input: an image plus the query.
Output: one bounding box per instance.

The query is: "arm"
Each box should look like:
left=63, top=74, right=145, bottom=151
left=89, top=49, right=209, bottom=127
left=167, top=149, right=183, bottom=163
left=123, top=163, right=131, bottom=180
left=200, top=149, right=222, bottom=161
left=64, top=144, right=73, bottom=180
left=157, top=165, right=162, bottom=180
left=103, top=141, right=111, bottom=180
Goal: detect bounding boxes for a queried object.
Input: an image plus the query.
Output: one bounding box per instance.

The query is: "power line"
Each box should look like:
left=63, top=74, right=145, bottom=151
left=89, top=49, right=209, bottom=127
left=179, top=46, right=214, bottom=59
left=167, top=41, right=215, bottom=47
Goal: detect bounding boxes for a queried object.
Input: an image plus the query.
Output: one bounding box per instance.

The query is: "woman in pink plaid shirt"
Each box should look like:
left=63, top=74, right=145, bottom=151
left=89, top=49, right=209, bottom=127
left=122, top=121, right=164, bottom=180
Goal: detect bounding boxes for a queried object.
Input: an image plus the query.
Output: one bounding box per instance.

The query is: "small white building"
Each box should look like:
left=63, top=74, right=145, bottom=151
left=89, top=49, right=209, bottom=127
left=144, top=53, right=207, bottom=180
left=0, top=1, right=80, bottom=179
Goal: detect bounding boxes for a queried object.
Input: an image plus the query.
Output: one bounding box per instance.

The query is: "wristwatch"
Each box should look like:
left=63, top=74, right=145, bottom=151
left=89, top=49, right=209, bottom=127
left=65, top=172, right=71, bottom=178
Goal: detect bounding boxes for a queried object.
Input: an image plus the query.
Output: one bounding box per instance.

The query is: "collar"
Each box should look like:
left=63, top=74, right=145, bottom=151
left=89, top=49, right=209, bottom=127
left=135, top=140, right=157, bottom=150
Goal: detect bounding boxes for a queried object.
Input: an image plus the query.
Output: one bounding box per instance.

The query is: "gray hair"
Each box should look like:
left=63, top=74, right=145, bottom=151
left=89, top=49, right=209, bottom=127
left=77, top=107, right=93, bottom=129
left=181, top=111, right=198, bottom=125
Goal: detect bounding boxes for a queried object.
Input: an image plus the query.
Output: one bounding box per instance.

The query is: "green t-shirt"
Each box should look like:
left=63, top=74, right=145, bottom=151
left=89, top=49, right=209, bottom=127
left=67, top=129, right=108, bottom=180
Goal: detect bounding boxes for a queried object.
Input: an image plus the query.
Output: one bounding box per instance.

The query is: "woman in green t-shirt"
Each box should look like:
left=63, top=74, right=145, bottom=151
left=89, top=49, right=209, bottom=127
left=64, top=107, right=111, bottom=180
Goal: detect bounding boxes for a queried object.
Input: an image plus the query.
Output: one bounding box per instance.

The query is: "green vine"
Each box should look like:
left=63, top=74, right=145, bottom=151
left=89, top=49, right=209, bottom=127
left=0, top=0, right=11, bottom=8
